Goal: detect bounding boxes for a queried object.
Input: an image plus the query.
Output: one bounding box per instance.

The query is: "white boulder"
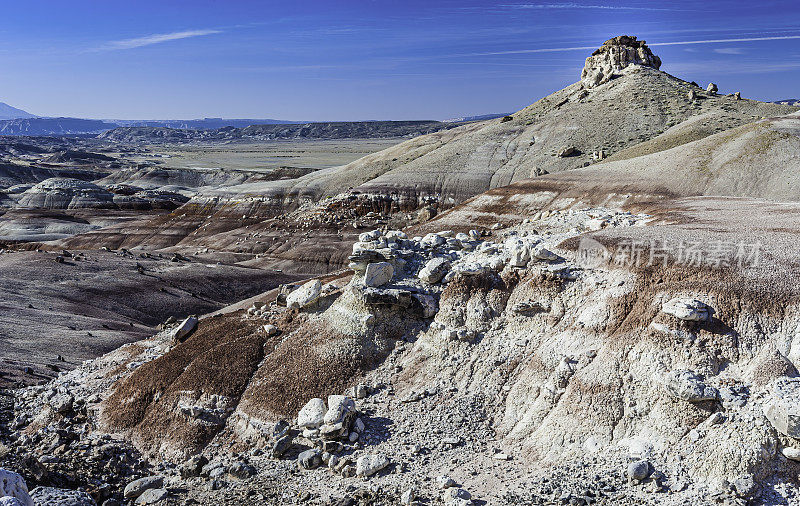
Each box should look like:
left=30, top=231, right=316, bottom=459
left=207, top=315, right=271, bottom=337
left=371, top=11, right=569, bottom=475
left=764, top=377, right=800, bottom=438
left=171, top=316, right=198, bottom=342
left=418, top=258, right=451, bottom=284
left=663, top=370, right=718, bottom=402
left=324, top=395, right=355, bottom=425
left=364, top=262, right=393, bottom=287
left=0, top=469, right=33, bottom=506
left=298, top=398, right=327, bottom=430
left=356, top=453, right=390, bottom=477
left=662, top=298, right=710, bottom=321
left=286, top=280, right=322, bottom=310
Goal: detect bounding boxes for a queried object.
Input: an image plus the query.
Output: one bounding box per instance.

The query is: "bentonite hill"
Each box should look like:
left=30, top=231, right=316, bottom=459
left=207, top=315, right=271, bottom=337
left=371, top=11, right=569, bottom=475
left=3, top=34, right=800, bottom=506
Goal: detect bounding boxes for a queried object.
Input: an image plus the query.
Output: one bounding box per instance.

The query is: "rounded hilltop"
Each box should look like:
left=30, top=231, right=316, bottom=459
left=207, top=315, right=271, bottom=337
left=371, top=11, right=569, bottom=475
left=582, top=35, right=662, bottom=87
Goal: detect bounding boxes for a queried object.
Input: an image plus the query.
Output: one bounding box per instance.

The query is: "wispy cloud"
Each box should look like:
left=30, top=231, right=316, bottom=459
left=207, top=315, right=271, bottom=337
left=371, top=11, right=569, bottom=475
left=101, top=29, right=222, bottom=50
left=463, top=35, right=800, bottom=56
left=714, top=47, right=744, bottom=54
left=650, top=35, right=800, bottom=47
left=502, top=3, right=684, bottom=11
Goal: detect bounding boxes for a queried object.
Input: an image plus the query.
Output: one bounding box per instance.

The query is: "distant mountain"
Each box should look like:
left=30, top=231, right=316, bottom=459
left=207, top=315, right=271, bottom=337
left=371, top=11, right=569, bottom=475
left=0, top=118, right=112, bottom=136
left=443, top=113, right=511, bottom=123
left=0, top=117, right=301, bottom=136
left=0, top=102, right=37, bottom=120
left=773, top=99, right=799, bottom=106
left=109, top=118, right=298, bottom=129
left=99, top=121, right=454, bottom=143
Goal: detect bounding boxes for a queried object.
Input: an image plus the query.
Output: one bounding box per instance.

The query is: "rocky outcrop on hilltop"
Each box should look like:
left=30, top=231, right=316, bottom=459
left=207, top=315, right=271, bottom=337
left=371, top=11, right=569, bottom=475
left=581, top=35, right=661, bottom=87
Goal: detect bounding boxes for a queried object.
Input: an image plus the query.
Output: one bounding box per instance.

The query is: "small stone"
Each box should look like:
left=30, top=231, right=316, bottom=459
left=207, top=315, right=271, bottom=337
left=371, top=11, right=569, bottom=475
left=418, top=257, right=451, bottom=284
left=354, top=384, right=368, bottom=399
left=286, top=280, right=322, bottom=310
left=180, top=454, right=208, bottom=478
left=124, top=476, right=164, bottom=500
left=134, top=488, right=168, bottom=505
left=298, top=398, right=326, bottom=429
left=171, top=316, right=198, bottom=342
left=262, top=324, right=279, bottom=336
left=627, top=460, right=651, bottom=482
left=662, top=297, right=710, bottom=321
left=324, top=395, right=355, bottom=425
left=764, top=377, right=800, bottom=437
left=297, top=449, right=322, bottom=470
left=732, top=475, right=757, bottom=498
left=228, top=461, right=256, bottom=479
left=272, top=434, right=294, bottom=458
left=437, top=475, right=457, bottom=488
left=558, top=146, right=576, bottom=157
left=364, top=262, right=394, bottom=287
left=663, top=370, right=718, bottom=402
left=442, top=488, right=471, bottom=501
left=356, top=453, right=390, bottom=477
left=706, top=82, right=718, bottom=95
left=400, top=488, right=417, bottom=505
left=782, top=447, right=800, bottom=461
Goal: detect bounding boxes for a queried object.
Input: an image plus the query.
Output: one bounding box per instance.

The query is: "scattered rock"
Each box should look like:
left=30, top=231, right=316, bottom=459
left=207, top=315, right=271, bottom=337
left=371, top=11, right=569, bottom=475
left=663, top=370, right=718, bottom=402
left=134, top=488, right=167, bottom=505
left=706, top=82, right=718, bottom=95
left=627, top=460, right=651, bottom=482
left=271, top=434, right=294, bottom=458
left=298, top=398, right=327, bottom=429
left=558, top=146, right=577, bottom=157
left=123, top=476, right=163, bottom=500
left=418, top=257, right=451, bottom=284
left=170, top=316, right=198, bottom=343
left=0, top=469, right=33, bottom=506
left=298, top=449, right=322, bottom=470
left=782, top=447, right=800, bottom=461
left=355, top=453, right=390, bottom=477
left=286, top=280, right=322, bottom=310
left=364, top=262, right=394, bottom=287
left=764, top=377, right=800, bottom=437
left=662, top=297, right=710, bottom=321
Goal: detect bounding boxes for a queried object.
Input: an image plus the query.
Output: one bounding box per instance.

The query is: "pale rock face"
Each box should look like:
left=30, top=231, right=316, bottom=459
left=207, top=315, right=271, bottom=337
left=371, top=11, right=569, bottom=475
left=662, top=297, right=710, bottom=321
left=532, top=246, right=559, bottom=261
left=324, top=395, right=356, bottom=425
left=171, top=316, right=198, bottom=342
left=124, top=476, right=164, bottom=499
left=581, top=35, right=661, bottom=88
left=355, top=453, right=390, bottom=477
left=419, top=257, right=451, bottom=284
left=286, top=280, right=322, bottom=310
left=412, top=292, right=439, bottom=318
left=509, top=244, right=530, bottom=267
left=764, top=377, right=800, bottom=438
left=297, top=398, right=326, bottom=429
left=364, top=262, right=393, bottom=287
left=0, top=469, right=33, bottom=506
left=706, top=82, right=718, bottom=95
left=663, top=370, right=718, bottom=402
left=782, top=447, right=800, bottom=461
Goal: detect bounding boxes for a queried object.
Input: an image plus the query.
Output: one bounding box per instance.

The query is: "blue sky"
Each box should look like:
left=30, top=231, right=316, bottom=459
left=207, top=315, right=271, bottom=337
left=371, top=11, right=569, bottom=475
left=1, top=0, right=799, bottom=120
